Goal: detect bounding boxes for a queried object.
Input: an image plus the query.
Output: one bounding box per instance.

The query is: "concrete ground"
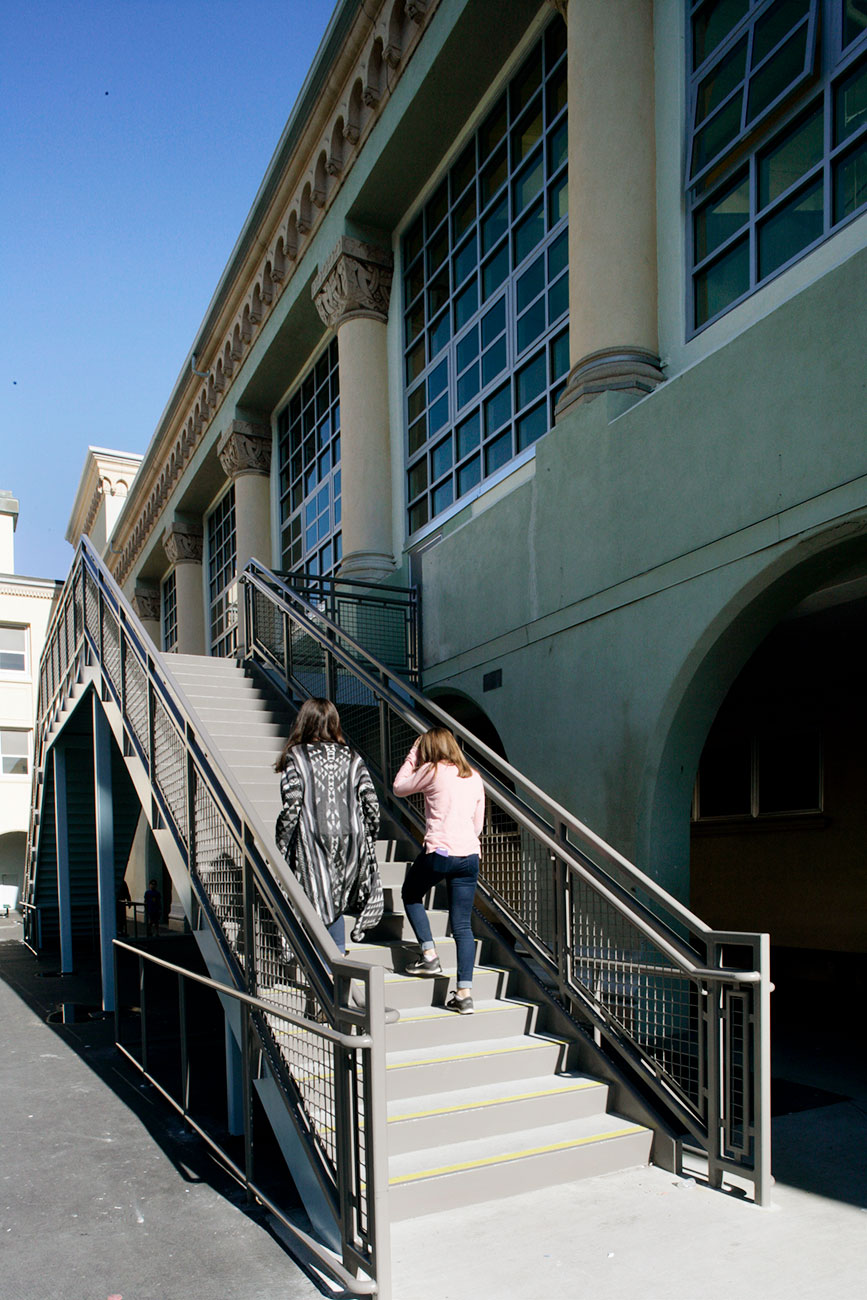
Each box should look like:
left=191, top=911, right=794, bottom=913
left=2, top=915, right=865, bottom=1300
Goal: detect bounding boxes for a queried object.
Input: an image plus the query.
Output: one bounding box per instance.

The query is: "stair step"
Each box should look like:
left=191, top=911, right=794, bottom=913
left=388, top=1113, right=652, bottom=1219
left=386, top=997, right=537, bottom=1051
left=346, top=936, right=482, bottom=972
left=366, top=908, right=451, bottom=944
left=386, top=1072, right=609, bottom=1154
left=385, top=1032, right=571, bottom=1100
left=382, top=965, right=510, bottom=1011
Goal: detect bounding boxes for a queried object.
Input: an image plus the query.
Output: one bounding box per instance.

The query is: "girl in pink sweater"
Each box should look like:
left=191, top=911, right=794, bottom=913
left=393, top=728, right=485, bottom=1013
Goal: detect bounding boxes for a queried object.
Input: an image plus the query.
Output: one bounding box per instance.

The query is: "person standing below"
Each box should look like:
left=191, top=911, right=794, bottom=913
left=274, top=698, right=382, bottom=957
left=144, top=878, right=162, bottom=938
left=394, top=728, right=485, bottom=1014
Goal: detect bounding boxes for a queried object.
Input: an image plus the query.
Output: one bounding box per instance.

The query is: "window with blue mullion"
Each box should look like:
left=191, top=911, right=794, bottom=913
left=277, top=338, right=342, bottom=574
left=687, top=0, right=867, bottom=330
left=403, top=17, right=569, bottom=537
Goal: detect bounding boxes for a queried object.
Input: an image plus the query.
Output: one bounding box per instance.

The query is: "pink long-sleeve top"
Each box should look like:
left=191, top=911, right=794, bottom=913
left=392, top=748, right=485, bottom=856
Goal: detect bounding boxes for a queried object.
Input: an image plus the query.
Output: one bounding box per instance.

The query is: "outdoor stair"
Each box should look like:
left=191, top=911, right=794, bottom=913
left=169, top=653, right=653, bottom=1222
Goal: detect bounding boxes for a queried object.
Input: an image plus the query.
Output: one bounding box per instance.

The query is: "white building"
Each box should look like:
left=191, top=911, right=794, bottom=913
left=0, top=491, right=62, bottom=905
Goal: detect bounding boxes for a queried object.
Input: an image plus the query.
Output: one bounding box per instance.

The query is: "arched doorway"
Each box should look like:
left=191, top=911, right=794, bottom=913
left=690, top=584, right=867, bottom=1039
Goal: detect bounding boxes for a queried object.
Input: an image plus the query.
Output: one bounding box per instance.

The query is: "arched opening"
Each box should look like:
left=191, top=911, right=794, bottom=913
left=426, top=688, right=508, bottom=764
left=690, top=578, right=867, bottom=1049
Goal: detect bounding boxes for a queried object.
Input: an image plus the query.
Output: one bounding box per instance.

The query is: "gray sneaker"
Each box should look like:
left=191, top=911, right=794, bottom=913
left=446, top=991, right=474, bottom=1014
left=405, top=951, right=443, bottom=976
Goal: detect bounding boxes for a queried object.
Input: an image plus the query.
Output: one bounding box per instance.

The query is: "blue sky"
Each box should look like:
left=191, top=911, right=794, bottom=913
left=1, top=0, right=336, bottom=580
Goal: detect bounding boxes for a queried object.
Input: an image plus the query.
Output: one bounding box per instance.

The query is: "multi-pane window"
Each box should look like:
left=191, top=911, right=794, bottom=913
left=0, top=729, right=29, bottom=776
left=207, top=487, right=237, bottom=658
left=688, top=0, right=867, bottom=330
left=402, top=19, right=569, bottom=536
left=0, top=625, right=28, bottom=673
left=162, top=570, right=177, bottom=654
left=693, top=721, right=823, bottom=819
left=277, top=338, right=342, bottom=575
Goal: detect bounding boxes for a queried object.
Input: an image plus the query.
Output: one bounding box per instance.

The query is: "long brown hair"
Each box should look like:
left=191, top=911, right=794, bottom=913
left=275, top=698, right=346, bottom=771
left=416, top=726, right=474, bottom=778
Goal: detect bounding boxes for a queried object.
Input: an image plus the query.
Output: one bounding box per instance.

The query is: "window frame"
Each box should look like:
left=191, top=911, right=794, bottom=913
left=276, top=336, right=343, bottom=576
left=692, top=725, right=824, bottom=822
left=161, top=569, right=178, bottom=654
left=206, top=486, right=238, bottom=659
left=0, top=727, right=31, bottom=777
left=686, top=1, right=867, bottom=335
left=400, top=17, right=569, bottom=542
left=0, top=623, right=30, bottom=678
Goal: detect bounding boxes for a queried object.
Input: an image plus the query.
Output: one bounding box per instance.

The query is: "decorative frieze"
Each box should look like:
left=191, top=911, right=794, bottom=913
left=312, top=237, right=394, bottom=329
left=217, top=420, right=272, bottom=479
left=163, top=519, right=204, bottom=566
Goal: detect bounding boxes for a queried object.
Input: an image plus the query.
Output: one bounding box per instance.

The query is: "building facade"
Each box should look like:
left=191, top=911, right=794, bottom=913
left=86, top=0, right=867, bottom=1023
left=0, top=492, right=62, bottom=903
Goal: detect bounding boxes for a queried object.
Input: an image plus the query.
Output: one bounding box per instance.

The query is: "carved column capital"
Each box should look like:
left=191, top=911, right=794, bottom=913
left=163, top=519, right=204, bottom=565
left=132, top=584, right=160, bottom=622
left=217, top=420, right=272, bottom=479
left=312, top=236, right=394, bottom=329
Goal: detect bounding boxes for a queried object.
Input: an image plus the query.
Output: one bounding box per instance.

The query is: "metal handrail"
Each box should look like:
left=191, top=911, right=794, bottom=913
left=24, top=537, right=392, bottom=1296
left=112, top=939, right=378, bottom=1297
left=242, top=557, right=771, bottom=1204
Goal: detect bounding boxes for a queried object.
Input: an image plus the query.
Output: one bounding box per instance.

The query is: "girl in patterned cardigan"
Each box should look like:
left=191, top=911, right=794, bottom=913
left=275, top=698, right=382, bottom=954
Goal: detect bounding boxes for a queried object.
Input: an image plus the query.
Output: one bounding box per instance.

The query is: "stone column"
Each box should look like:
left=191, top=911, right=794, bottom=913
left=163, top=519, right=205, bottom=655
left=217, top=420, right=272, bottom=650
left=312, top=236, right=395, bottom=583
left=554, top=0, right=663, bottom=415
left=131, top=585, right=161, bottom=648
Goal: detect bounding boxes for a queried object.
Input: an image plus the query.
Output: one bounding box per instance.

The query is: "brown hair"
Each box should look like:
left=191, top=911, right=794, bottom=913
left=275, top=698, right=346, bottom=771
left=416, top=726, right=474, bottom=778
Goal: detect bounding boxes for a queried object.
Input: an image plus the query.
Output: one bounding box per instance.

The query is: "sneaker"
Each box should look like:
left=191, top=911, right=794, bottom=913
left=446, top=991, right=474, bottom=1014
left=405, top=951, right=442, bottom=976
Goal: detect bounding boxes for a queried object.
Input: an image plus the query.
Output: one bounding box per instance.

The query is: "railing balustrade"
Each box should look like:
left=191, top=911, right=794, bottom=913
left=23, top=538, right=391, bottom=1297
left=243, top=558, right=771, bottom=1205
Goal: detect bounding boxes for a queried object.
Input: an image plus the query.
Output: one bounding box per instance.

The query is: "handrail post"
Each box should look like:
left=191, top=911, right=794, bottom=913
left=705, top=940, right=723, bottom=1191
left=178, top=973, right=190, bottom=1116
left=140, top=953, right=149, bottom=1076
left=754, top=933, right=772, bottom=1206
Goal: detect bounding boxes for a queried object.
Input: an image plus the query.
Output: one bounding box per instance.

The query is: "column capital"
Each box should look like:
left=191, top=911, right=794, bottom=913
left=163, top=518, right=204, bottom=565
left=132, top=584, right=160, bottom=622
left=217, top=420, right=272, bottom=480
left=555, top=346, right=664, bottom=416
left=312, top=236, right=394, bottom=329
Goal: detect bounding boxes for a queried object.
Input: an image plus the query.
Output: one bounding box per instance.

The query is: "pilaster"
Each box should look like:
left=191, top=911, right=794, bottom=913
left=555, top=0, right=663, bottom=416
left=218, top=419, right=273, bottom=649
left=312, top=237, right=396, bottom=583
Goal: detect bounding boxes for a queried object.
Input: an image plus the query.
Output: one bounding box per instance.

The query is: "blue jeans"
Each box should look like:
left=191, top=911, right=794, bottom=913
left=326, top=914, right=345, bottom=955
left=402, top=851, right=479, bottom=987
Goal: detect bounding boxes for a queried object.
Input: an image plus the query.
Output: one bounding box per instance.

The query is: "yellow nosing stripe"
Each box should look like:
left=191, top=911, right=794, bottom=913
left=390, top=1081, right=600, bottom=1122
left=397, top=1002, right=531, bottom=1024
left=388, top=1038, right=567, bottom=1071
left=389, top=1126, right=646, bottom=1184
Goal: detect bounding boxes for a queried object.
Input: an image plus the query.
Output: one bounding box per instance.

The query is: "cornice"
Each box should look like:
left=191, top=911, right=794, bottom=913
left=66, top=448, right=143, bottom=548
left=109, top=0, right=441, bottom=588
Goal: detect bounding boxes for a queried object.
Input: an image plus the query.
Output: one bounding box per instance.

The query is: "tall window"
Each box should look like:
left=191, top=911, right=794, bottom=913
left=402, top=18, right=569, bottom=537
left=688, top=0, right=867, bottom=330
left=277, top=338, right=342, bottom=574
left=0, top=729, right=30, bottom=776
left=162, top=570, right=177, bottom=654
left=207, top=487, right=237, bottom=657
left=0, top=625, right=28, bottom=673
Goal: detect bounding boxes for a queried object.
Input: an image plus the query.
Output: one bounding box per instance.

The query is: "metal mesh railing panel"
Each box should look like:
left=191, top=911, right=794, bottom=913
left=124, top=648, right=150, bottom=759
left=252, top=880, right=337, bottom=1172
left=253, top=585, right=284, bottom=665
left=333, top=658, right=382, bottom=774
left=569, top=876, right=701, bottom=1107
left=483, top=809, right=555, bottom=951
left=289, top=618, right=328, bottom=698
left=723, top=987, right=750, bottom=1158
left=153, top=697, right=188, bottom=845
left=193, top=777, right=245, bottom=967
left=85, top=570, right=100, bottom=647
left=102, top=605, right=122, bottom=698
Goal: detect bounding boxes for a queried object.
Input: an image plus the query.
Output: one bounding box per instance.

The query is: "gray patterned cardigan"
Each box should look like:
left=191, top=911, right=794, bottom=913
left=275, top=742, right=383, bottom=939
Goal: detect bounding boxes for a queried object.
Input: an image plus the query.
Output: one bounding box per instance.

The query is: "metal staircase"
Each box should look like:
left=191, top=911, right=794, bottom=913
left=22, top=538, right=771, bottom=1300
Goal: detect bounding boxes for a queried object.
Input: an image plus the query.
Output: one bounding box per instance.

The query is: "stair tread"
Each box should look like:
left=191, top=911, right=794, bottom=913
left=386, top=1030, right=568, bottom=1071
left=388, top=1112, right=650, bottom=1183
left=391, top=997, right=532, bottom=1027
left=387, top=1071, right=605, bottom=1124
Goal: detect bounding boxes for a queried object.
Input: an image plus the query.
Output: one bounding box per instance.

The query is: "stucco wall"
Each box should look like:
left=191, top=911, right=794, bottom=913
left=418, top=240, right=867, bottom=898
